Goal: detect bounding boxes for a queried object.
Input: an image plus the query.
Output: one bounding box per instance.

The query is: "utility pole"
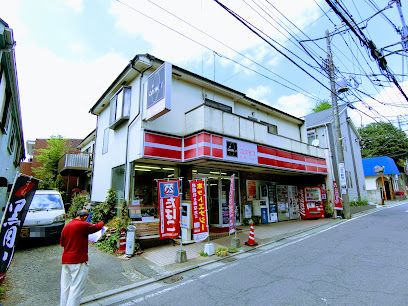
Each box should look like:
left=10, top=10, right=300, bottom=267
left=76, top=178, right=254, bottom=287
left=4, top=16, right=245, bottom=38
left=326, top=29, right=351, bottom=219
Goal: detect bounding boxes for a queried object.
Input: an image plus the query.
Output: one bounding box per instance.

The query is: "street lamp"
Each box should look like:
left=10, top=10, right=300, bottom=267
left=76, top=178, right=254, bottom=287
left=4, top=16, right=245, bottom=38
left=374, top=165, right=386, bottom=205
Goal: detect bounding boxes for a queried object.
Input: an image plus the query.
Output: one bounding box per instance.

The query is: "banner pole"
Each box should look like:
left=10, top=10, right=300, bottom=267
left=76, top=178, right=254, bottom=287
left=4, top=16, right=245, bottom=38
left=179, top=177, right=183, bottom=252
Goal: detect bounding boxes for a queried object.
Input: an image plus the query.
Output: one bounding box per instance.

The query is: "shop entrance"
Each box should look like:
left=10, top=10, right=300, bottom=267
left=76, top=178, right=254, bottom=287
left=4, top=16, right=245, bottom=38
left=194, top=169, right=240, bottom=228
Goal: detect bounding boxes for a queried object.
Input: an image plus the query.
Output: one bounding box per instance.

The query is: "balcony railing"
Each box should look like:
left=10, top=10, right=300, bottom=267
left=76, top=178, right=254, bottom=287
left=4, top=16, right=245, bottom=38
left=185, top=105, right=326, bottom=159
left=58, top=153, right=91, bottom=175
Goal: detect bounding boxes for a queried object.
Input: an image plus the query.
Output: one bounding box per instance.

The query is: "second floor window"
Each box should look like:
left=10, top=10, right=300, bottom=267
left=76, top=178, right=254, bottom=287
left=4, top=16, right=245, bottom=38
left=109, top=87, right=131, bottom=129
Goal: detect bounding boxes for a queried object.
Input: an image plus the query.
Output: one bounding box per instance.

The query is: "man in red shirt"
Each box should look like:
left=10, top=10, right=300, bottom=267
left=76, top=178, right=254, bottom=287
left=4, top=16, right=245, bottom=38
left=60, top=209, right=104, bottom=306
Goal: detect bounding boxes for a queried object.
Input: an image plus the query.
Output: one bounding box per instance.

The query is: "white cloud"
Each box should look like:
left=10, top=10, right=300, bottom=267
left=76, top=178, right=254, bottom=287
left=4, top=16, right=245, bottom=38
left=67, top=41, right=86, bottom=55
left=108, top=0, right=320, bottom=66
left=347, top=80, right=408, bottom=129
left=246, top=85, right=271, bottom=103
left=274, top=93, right=314, bottom=117
left=15, top=42, right=128, bottom=140
left=64, top=0, right=83, bottom=13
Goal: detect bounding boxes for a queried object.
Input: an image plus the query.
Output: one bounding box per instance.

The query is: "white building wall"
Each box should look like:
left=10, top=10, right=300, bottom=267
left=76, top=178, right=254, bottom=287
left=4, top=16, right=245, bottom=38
left=234, top=103, right=301, bottom=141
left=365, top=177, right=377, bottom=190
left=90, top=62, right=326, bottom=203
left=142, top=79, right=203, bottom=135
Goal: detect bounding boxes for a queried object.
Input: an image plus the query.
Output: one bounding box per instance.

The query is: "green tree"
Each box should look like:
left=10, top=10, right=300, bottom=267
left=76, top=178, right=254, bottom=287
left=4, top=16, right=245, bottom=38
left=358, top=122, right=408, bottom=167
left=32, top=136, right=69, bottom=191
left=313, top=101, right=331, bottom=113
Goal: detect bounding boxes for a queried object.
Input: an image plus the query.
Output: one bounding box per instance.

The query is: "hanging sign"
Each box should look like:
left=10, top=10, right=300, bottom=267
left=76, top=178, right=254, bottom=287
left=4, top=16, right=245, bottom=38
left=189, top=179, right=209, bottom=242
left=158, top=179, right=180, bottom=239
left=333, top=181, right=343, bottom=210
left=229, top=174, right=236, bottom=234
left=0, top=174, right=39, bottom=275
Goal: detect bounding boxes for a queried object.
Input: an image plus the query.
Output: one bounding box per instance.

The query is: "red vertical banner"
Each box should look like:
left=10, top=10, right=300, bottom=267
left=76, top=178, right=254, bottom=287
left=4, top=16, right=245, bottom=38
left=189, top=179, right=209, bottom=242
left=158, top=179, right=180, bottom=239
left=229, top=174, right=236, bottom=234
left=333, top=181, right=343, bottom=210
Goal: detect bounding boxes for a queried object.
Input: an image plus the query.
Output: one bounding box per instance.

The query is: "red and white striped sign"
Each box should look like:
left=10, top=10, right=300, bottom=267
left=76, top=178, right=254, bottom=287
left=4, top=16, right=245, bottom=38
left=144, top=132, right=182, bottom=161
left=143, top=131, right=327, bottom=174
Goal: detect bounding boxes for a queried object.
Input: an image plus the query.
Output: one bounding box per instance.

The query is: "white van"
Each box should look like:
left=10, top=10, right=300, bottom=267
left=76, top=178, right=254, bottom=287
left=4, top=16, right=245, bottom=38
left=20, top=190, right=66, bottom=239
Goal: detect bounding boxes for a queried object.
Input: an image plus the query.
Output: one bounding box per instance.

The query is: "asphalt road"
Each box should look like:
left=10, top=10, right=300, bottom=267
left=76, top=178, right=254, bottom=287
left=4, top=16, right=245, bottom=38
left=112, top=203, right=408, bottom=306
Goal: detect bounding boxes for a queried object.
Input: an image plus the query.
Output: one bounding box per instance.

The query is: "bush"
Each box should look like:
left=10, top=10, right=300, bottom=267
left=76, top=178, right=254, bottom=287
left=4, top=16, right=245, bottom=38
left=67, top=193, right=88, bottom=219
left=91, top=189, right=117, bottom=223
left=228, top=247, right=238, bottom=253
left=94, top=197, right=131, bottom=255
left=324, top=203, right=333, bottom=217
left=215, top=247, right=228, bottom=257
left=350, top=199, right=369, bottom=207
left=199, top=250, right=209, bottom=257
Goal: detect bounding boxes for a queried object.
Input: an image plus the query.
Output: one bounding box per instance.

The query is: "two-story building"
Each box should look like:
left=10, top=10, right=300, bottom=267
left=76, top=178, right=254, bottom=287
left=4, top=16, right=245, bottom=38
left=89, top=54, right=329, bottom=230
left=0, top=19, right=25, bottom=212
left=304, top=105, right=367, bottom=206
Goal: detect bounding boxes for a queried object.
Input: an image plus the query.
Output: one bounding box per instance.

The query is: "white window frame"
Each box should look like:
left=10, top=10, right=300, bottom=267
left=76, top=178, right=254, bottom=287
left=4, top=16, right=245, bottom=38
left=109, top=86, right=131, bottom=129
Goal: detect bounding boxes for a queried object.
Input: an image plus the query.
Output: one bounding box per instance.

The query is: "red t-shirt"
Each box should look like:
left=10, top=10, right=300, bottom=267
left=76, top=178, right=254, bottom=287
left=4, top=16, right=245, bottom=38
left=60, top=218, right=104, bottom=264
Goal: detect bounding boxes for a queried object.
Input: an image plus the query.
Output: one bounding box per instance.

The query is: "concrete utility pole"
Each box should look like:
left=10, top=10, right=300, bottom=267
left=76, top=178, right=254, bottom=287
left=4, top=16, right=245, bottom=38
left=326, top=29, right=351, bottom=219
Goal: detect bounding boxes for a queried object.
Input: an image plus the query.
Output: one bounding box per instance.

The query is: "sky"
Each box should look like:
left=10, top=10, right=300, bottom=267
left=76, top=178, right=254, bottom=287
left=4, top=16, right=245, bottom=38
left=2, top=0, right=408, bottom=143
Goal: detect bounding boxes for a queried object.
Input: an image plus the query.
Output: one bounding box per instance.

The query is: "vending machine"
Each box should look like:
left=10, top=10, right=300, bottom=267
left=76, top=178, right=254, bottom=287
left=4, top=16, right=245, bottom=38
left=287, top=185, right=299, bottom=220
left=298, top=186, right=325, bottom=219
left=267, top=184, right=278, bottom=223
left=260, top=184, right=269, bottom=224
left=276, top=185, right=289, bottom=221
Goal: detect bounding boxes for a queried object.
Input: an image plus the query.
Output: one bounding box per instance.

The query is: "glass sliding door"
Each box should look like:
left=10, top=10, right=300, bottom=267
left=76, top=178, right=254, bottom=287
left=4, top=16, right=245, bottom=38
left=208, top=178, right=219, bottom=226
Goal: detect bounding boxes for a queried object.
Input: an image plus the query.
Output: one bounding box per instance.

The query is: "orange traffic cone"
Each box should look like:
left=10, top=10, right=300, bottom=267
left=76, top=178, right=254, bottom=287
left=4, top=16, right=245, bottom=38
left=245, top=222, right=258, bottom=246
left=115, top=229, right=126, bottom=254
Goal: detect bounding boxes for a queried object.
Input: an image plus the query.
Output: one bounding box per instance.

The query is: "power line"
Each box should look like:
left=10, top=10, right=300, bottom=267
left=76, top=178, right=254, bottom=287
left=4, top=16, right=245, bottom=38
left=114, top=0, right=323, bottom=102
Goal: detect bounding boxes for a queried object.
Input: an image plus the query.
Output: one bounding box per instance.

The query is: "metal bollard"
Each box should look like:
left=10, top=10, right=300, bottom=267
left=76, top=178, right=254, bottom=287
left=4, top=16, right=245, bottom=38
left=126, top=225, right=136, bottom=257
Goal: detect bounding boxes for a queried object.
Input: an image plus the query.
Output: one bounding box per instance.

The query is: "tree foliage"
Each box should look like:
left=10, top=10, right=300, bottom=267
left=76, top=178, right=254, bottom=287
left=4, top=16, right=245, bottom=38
left=358, top=122, right=408, bottom=166
left=313, top=101, right=331, bottom=113
left=32, top=136, right=69, bottom=191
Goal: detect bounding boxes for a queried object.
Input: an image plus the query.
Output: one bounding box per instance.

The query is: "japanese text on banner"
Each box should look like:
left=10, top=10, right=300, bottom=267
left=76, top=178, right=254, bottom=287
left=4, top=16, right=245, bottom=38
left=228, top=174, right=236, bottom=234
left=189, top=180, right=208, bottom=242
left=158, top=180, right=180, bottom=239
left=0, top=174, right=39, bottom=273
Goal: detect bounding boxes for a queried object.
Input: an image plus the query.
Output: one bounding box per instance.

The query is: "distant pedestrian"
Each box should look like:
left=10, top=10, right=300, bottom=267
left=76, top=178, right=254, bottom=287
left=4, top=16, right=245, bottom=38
left=60, top=209, right=104, bottom=306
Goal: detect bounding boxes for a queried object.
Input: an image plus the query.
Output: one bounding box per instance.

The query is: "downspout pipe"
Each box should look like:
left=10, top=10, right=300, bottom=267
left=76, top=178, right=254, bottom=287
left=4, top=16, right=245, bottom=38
left=122, top=61, right=152, bottom=202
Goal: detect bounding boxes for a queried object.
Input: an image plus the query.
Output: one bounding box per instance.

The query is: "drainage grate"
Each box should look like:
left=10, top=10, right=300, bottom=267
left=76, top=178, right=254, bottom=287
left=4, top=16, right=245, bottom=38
left=163, top=275, right=183, bottom=284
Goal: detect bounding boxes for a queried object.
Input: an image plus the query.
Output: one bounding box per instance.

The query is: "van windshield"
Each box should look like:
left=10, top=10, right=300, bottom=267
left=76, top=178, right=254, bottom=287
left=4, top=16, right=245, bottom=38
left=30, top=194, right=64, bottom=210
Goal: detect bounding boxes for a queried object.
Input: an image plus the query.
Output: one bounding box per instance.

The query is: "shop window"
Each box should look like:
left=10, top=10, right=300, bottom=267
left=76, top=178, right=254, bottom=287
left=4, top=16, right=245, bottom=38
left=131, top=164, right=175, bottom=220
left=261, top=120, right=278, bottom=135
left=111, top=165, right=125, bottom=202
left=109, top=86, right=131, bottom=129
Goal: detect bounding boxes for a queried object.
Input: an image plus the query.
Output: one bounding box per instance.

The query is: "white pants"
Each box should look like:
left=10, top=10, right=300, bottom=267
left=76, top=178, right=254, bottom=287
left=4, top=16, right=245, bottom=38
left=60, top=263, right=89, bottom=306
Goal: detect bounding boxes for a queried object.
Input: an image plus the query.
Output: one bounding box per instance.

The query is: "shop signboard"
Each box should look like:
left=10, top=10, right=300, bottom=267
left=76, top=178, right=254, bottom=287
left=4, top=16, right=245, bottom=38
left=0, top=174, right=39, bottom=274
left=189, top=179, right=209, bottom=242
left=229, top=174, right=236, bottom=234
left=223, top=137, right=257, bottom=165
left=158, top=179, right=180, bottom=239
left=145, top=62, right=172, bottom=121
